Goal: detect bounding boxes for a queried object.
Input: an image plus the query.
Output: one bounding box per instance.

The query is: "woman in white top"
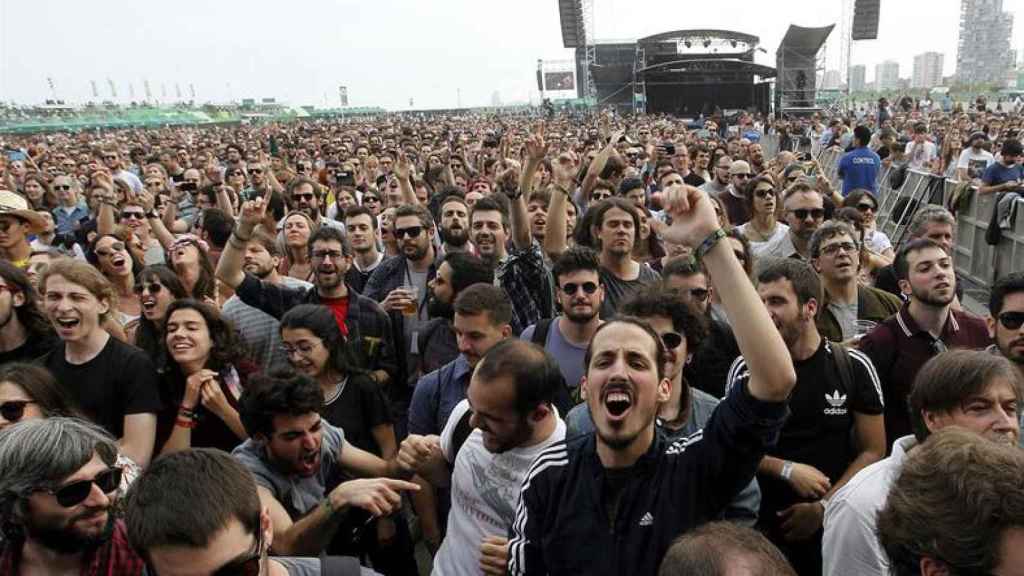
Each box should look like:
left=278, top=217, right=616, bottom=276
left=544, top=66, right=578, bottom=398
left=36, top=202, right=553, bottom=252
left=843, top=189, right=894, bottom=267
left=737, top=174, right=789, bottom=256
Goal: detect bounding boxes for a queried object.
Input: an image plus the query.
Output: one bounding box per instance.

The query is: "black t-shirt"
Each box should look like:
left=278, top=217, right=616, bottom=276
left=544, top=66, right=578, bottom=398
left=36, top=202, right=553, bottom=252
left=683, top=172, right=706, bottom=187
left=0, top=332, right=59, bottom=365
left=686, top=318, right=740, bottom=398
left=321, top=372, right=393, bottom=457
left=756, top=340, right=884, bottom=519
left=42, top=336, right=163, bottom=438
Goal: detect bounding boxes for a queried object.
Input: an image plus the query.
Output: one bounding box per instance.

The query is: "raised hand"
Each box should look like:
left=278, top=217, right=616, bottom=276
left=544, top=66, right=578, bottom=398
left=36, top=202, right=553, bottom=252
left=649, top=184, right=720, bottom=248
left=238, top=196, right=268, bottom=229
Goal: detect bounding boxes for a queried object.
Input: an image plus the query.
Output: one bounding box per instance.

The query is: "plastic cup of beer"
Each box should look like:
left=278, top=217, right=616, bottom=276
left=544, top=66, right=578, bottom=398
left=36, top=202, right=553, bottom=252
left=401, top=285, right=419, bottom=317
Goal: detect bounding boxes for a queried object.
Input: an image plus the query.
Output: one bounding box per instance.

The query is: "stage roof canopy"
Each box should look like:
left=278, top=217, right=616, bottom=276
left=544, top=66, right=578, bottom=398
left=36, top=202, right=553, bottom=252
left=638, top=29, right=760, bottom=46
left=776, top=24, right=835, bottom=58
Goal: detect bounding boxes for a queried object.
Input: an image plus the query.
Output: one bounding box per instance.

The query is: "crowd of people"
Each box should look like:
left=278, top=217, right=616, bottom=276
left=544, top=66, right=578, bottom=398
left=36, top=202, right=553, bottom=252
left=0, top=98, right=1022, bottom=576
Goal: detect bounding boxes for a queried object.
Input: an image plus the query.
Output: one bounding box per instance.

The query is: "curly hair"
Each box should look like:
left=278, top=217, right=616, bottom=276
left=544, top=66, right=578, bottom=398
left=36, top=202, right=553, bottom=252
left=161, top=299, right=244, bottom=376
left=238, top=371, right=325, bottom=438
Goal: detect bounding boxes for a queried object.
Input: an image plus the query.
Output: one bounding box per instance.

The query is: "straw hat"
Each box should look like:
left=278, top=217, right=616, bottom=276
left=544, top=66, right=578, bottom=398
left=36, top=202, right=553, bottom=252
left=0, top=190, right=48, bottom=234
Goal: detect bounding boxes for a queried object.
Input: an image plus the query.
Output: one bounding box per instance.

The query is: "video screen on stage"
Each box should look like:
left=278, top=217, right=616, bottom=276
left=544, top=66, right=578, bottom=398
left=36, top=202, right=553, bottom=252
left=544, top=71, right=575, bottom=91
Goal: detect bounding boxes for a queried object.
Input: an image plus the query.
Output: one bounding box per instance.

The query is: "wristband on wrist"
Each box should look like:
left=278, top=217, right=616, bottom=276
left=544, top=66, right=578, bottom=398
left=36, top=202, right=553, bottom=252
left=695, top=228, right=727, bottom=261
left=780, top=460, right=794, bottom=481
left=175, top=417, right=197, bottom=429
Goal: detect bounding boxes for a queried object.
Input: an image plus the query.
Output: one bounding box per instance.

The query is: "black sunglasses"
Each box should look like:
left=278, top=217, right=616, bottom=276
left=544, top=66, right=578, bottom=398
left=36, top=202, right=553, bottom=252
left=293, top=193, right=316, bottom=202
left=363, top=196, right=380, bottom=203
left=395, top=226, right=423, bottom=239
left=660, top=331, right=683, bottom=349
left=754, top=188, right=775, bottom=198
left=121, top=211, right=146, bottom=220
left=561, top=281, right=599, bottom=296
left=147, top=515, right=262, bottom=576
left=42, top=467, right=123, bottom=507
left=856, top=203, right=876, bottom=213
left=0, top=400, right=35, bottom=423
left=133, top=282, right=163, bottom=295
left=790, top=208, right=825, bottom=220
left=52, top=185, right=72, bottom=191
left=998, top=311, right=1024, bottom=331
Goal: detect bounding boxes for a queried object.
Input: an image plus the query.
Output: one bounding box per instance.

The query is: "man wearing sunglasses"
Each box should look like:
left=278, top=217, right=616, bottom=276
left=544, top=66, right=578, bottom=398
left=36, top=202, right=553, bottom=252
left=0, top=417, right=145, bottom=575
left=753, top=258, right=885, bottom=574
left=760, top=183, right=825, bottom=260
left=986, top=271, right=1024, bottom=446
left=521, top=246, right=604, bottom=397
left=719, top=160, right=753, bottom=226
left=698, top=155, right=732, bottom=198
left=860, top=238, right=991, bottom=448
left=810, top=221, right=901, bottom=343
left=662, top=257, right=741, bottom=399
left=125, top=448, right=379, bottom=576
left=51, top=175, right=90, bottom=236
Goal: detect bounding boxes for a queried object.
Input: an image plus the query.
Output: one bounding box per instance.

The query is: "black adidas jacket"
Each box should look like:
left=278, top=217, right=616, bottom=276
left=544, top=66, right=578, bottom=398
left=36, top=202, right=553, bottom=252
left=507, top=376, right=789, bottom=576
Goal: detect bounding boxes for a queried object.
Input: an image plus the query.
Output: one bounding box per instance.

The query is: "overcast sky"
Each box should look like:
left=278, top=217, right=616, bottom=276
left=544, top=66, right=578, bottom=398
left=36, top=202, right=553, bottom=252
left=3, top=0, right=1024, bottom=110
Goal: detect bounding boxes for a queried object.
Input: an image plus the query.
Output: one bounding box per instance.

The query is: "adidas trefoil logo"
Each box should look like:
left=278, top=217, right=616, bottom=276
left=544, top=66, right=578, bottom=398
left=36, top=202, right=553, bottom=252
left=824, top=390, right=848, bottom=415
left=639, top=512, right=654, bottom=527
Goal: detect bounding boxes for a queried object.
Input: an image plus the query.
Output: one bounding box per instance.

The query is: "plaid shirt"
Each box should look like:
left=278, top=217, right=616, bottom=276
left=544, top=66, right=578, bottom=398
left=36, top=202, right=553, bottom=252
left=497, top=243, right=554, bottom=335
left=0, top=520, right=144, bottom=575
left=234, top=273, right=398, bottom=383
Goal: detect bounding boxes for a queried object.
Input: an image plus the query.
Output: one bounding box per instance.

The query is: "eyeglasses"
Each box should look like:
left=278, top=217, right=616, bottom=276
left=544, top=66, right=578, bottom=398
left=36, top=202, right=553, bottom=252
left=820, top=241, right=858, bottom=256
left=686, top=287, right=710, bottom=301
left=52, top=185, right=72, bottom=191
left=121, top=211, right=145, bottom=221
left=856, top=203, right=876, bottom=213
left=560, top=281, right=599, bottom=296
left=103, top=155, right=118, bottom=160
left=395, top=226, right=423, bottom=239
left=132, top=282, right=163, bottom=295
left=281, top=341, right=320, bottom=357
left=789, top=208, right=825, bottom=220
left=659, top=331, right=683, bottom=349
left=95, top=242, right=126, bottom=257
left=311, top=249, right=345, bottom=261
left=998, top=311, right=1024, bottom=331
left=41, top=467, right=123, bottom=508
left=0, top=400, right=35, bottom=423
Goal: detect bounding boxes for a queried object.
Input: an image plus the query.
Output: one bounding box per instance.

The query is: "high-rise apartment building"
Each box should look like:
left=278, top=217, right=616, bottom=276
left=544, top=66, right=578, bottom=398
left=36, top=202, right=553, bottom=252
left=956, top=0, right=1015, bottom=86
left=913, top=52, right=945, bottom=88
left=850, top=65, right=867, bottom=92
left=875, top=60, right=900, bottom=91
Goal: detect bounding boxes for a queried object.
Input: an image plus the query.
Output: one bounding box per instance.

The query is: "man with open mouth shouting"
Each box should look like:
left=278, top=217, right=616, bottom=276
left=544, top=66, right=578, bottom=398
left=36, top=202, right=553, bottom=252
left=507, top=183, right=797, bottom=576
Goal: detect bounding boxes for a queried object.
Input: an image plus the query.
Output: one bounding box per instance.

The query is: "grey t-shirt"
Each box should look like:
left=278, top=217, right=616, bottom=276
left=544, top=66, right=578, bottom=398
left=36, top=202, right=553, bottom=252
left=232, top=421, right=345, bottom=519
left=520, top=319, right=587, bottom=393
left=275, top=557, right=382, bottom=576
left=599, top=264, right=661, bottom=318
left=828, top=302, right=859, bottom=341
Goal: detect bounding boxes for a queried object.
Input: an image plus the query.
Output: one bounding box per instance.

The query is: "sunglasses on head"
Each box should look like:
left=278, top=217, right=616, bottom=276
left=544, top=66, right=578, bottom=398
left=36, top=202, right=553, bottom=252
left=0, top=400, right=35, bottom=423
left=42, top=467, right=123, bottom=508
left=560, top=281, right=599, bottom=296
left=395, top=226, right=423, bottom=239
left=790, top=208, right=825, bottom=220
left=998, top=311, right=1024, bottom=331
left=660, top=331, right=683, bottom=349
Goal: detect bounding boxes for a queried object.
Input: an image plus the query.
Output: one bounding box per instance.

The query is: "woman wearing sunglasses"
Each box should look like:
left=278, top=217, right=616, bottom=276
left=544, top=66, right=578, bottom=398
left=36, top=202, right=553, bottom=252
left=278, top=304, right=417, bottom=575
left=157, top=299, right=253, bottom=456
left=87, top=231, right=144, bottom=329
left=843, top=189, right=894, bottom=268
left=738, top=175, right=789, bottom=257
left=128, top=264, right=189, bottom=359
left=0, top=364, right=141, bottom=493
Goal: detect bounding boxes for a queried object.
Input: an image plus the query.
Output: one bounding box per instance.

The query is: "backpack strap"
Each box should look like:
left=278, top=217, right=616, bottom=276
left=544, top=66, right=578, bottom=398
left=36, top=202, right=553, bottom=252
left=448, top=408, right=475, bottom=470
left=531, top=318, right=555, bottom=347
